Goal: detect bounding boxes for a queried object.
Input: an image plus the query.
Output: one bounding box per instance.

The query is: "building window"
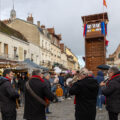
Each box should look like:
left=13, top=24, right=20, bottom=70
left=4, top=44, right=8, bottom=55
left=42, top=40, right=44, bottom=48
left=14, top=47, right=17, bottom=59
left=24, top=50, right=27, bottom=60
left=45, top=42, right=47, bottom=49
left=0, top=42, right=1, bottom=54
left=31, top=54, right=34, bottom=62
left=118, top=53, right=120, bottom=59
left=36, top=55, right=38, bottom=63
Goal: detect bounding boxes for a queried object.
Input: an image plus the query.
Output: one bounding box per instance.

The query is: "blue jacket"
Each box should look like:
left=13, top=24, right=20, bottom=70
left=58, top=76, right=64, bottom=86
left=96, top=71, right=104, bottom=95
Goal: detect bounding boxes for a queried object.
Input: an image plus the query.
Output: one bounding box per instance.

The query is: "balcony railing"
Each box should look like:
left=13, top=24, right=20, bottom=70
left=0, top=53, right=19, bottom=61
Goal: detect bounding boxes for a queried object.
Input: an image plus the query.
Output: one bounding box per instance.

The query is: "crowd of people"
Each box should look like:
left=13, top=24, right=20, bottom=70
left=0, top=69, right=77, bottom=120
left=0, top=66, right=120, bottom=120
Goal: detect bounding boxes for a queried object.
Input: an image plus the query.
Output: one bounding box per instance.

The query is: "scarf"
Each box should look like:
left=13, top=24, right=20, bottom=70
left=31, top=75, right=44, bottom=82
left=107, top=74, right=120, bottom=86
left=5, top=77, right=11, bottom=82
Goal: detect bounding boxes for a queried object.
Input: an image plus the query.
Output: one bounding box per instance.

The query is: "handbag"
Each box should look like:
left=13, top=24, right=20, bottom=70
left=26, top=81, right=48, bottom=107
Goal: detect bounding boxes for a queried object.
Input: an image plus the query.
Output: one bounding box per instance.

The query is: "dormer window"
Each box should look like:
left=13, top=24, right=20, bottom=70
left=118, top=53, right=120, bottom=59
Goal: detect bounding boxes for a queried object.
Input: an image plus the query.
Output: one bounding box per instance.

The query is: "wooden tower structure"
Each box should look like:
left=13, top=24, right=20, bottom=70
left=82, top=12, right=109, bottom=75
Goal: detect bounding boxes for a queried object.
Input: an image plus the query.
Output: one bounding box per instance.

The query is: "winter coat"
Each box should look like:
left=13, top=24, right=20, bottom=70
left=56, top=88, right=63, bottom=97
left=18, top=77, right=28, bottom=92
left=69, top=76, right=99, bottom=120
left=59, top=76, right=64, bottom=86
left=102, top=71, right=120, bottom=113
left=24, top=76, right=54, bottom=120
left=96, top=71, right=104, bottom=95
left=44, top=78, right=51, bottom=90
left=0, top=77, right=19, bottom=114
left=12, top=79, right=19, bottom=90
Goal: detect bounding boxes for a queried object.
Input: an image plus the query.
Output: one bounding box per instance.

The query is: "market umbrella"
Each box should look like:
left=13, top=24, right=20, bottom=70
left=97, top=64, right=110, bottom=70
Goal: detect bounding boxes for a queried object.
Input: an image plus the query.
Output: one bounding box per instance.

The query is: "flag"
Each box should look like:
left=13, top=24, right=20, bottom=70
left=101, top=22, right=105, bottom=36
left=83, top=24, right=87, bottom=37
left=105, top=24, right=107, bottom=36
left=103, top=0, right=107, bottom=8
left=105, top=39, right=109, bottom=46
left=105, top=39, right=109, bottom=52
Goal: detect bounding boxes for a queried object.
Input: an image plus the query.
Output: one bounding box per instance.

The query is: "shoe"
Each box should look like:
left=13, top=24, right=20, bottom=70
left=99, top=108, right=102, bottom=111
left=67, top=97, right=71, bottom=100
left=46, top=112, right=52, bottom=114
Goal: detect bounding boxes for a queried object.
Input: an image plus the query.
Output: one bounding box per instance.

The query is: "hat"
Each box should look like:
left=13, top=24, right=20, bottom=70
left=44, top=73, right=50, bottom=77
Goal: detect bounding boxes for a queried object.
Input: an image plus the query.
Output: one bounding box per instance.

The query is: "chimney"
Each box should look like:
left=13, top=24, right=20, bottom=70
left=60, top=43, right=64, bottom=52
left=37, top=21, right=40, bottom=27
left=27, top=14, right=33, bottom=24
left=47, top=28, right=54, bottom=34
left=41, top=25, right=45, bottom=29
left=57, top=34, right=62, bottom=40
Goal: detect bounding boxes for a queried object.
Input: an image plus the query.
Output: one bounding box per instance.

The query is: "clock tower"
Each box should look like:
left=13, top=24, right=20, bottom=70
left=82, top=13, right=109, bottom=75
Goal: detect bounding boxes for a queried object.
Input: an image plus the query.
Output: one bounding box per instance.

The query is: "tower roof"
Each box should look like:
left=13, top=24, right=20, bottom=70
left=82, top=12, right=109, bottom=24
left=10, top=0, right=16, bottom=20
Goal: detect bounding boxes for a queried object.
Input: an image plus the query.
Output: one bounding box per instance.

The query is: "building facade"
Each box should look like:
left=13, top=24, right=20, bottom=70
left=0, top=32, right=29, bottom=62
left=107, top=44, right=120, bottom=68
left=66, top=48, right=80, bottom=70
left=60, top=43, right=68, bottom=69
left=39, top=26, right=52, bottom=68
left=2, top=8, right=80, bottom=70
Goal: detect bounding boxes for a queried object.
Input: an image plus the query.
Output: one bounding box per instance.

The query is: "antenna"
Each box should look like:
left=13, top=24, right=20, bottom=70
left=12, top=0, right=14, bottom=9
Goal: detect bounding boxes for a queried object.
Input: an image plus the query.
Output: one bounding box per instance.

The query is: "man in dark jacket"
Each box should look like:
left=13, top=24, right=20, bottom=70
left=18, top=73, right=28, bottom=106
left=43, top=73, right=52, bottom=114
left=24, top=70, right=54, bottom=120
left=0, top=69, right=19, bottom=120
left=100, top=67, right=120, bottom=120
left=69, top=68, right=99, bottom=120
left=18, top=73, right=28, bottom=93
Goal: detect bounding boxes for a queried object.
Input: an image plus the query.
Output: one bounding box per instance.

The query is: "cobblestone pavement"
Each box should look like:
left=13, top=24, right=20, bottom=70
left=0, top=99, right=120, bottom=120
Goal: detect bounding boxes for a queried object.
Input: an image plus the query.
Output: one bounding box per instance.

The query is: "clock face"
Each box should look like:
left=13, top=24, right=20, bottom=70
left=87, top=23, right=101, bottom=32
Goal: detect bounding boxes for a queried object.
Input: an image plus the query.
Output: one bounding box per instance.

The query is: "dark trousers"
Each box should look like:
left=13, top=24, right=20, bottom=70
left=75, top=111, right=96, bottom=120
left=1, top=112, right=16, bottom=120
left=108, top=111, right=118, bottom=120
left=46, top=106, right=50, bottom=113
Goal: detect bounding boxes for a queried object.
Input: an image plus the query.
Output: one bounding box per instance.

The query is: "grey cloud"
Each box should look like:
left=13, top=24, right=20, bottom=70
left=0, top=0, right=120, bottom=57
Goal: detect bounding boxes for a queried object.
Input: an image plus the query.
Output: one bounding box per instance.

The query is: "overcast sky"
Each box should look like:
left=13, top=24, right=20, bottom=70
left=0, top=0, right=120, bottom=63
